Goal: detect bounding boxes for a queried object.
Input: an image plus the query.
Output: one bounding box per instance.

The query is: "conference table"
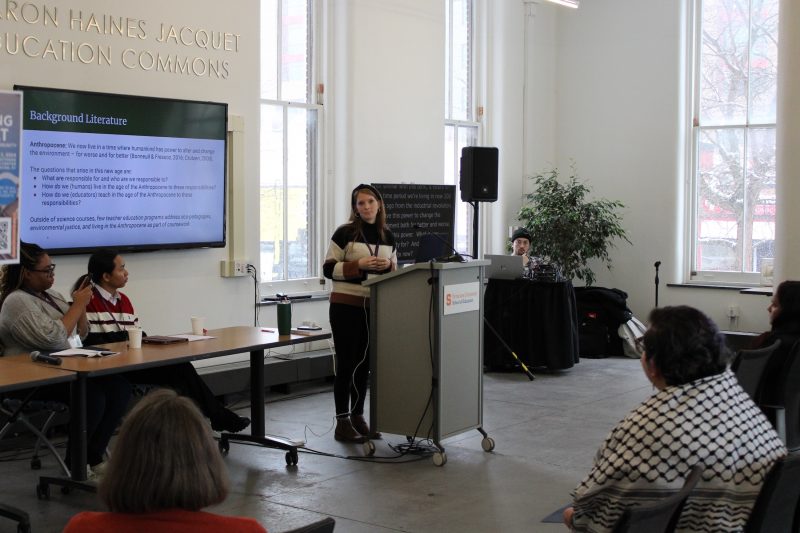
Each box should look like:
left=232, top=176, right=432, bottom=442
left=0, top=356, right=76, bottom=531
left=4, top=326, right=330, bottom=493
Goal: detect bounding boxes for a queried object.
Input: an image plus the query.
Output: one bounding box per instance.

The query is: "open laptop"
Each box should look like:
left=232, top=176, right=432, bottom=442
left=484, top=254, right=526, bottom=280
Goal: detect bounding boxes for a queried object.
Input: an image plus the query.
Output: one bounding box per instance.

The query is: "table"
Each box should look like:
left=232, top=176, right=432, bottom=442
left=483, top=279, right=579, bottom=371
left=4, top=326, right=330, bottom=489
left=0, top=357, right=76, bottom=532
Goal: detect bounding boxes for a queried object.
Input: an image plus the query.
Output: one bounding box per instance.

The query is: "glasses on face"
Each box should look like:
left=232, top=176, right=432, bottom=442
left=30, top=264, right=56, bottom=274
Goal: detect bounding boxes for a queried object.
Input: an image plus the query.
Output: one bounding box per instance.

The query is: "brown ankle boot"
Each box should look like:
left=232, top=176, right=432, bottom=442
left=351, top=414, right=381, bottom=439
left=334, top=418, right=367, bottom=443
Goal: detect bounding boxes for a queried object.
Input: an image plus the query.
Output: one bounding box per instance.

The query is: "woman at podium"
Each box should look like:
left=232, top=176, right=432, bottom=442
left=322, top=184, right=397, bottom=443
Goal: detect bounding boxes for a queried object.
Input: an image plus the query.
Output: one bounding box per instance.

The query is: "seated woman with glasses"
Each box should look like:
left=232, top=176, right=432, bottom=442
left=0, top=241, right=131, bottom=479
left=563, top=306, right=786, bottom=532
left=73, top=248, right=249, bottom=434
left=64, top=389, right=267, bottom=533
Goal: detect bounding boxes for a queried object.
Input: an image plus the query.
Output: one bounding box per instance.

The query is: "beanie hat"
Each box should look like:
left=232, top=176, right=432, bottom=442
left=510, top=227, right=532, bottom=243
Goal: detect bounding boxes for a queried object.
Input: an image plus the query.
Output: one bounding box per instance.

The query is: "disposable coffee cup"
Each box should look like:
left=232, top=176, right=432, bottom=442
left=191, top=316, right=205, bottom=336
left=128, top=327, right=143, bottom=349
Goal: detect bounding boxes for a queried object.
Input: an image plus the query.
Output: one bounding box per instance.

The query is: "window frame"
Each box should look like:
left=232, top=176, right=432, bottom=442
left=685, top=0, right=778, bottom=286
left=259, top=0, right=323, bottom=288
left=444, top=0, right=481, bottom=257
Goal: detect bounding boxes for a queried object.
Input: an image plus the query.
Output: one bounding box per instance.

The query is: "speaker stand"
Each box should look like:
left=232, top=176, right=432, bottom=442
left=470, top=201, right=479, bottom=258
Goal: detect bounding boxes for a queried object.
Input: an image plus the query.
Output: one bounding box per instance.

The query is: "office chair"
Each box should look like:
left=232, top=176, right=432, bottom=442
left=280, top=516, right=336, bottom=533
left=744, top=454, right=800, bottom=533
left=611, top=465, right=703, bottom=533
left=0, top=502, right=31, bottom=533
left=731, top=340, right=781, bottom=403
left=0, top=390, right=70, bottom=477
left=760, top=340, right=800, bottom=451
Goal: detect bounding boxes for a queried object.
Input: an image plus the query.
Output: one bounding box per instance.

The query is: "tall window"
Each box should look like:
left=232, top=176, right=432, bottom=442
left=444, top=0, right=478, bottom=255
left=689, top=0, right=779, bottom=283
left=260, top=0, right=319, bottom=281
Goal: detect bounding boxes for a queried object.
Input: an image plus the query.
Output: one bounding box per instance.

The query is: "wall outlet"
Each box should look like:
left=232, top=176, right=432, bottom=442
left=727, top=304, right=740, bottom=318
left=220, top=260, right=249, bottom=278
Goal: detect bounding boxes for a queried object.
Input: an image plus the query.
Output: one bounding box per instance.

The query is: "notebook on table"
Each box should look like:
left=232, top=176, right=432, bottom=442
left=484, top=254, right=525, bottom=280
left=142, top=336, right=190, bottom=345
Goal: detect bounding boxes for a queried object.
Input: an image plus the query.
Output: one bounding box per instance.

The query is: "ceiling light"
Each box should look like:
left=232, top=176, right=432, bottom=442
left=545, top=0, right=580, bottom=8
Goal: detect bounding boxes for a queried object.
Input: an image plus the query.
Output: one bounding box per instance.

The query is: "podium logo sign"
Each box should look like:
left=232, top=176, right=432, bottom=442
left=443, top=282, right=480, bottom=316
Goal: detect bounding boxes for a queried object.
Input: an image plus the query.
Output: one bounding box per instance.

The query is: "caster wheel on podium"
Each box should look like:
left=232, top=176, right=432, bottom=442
left=363, top=440, right=376, bottom=456
left=432, top=452, right=447, bottom=467
left=481, top=437, right=495, bottom=452
left=285, top=450, right=298, bottom=466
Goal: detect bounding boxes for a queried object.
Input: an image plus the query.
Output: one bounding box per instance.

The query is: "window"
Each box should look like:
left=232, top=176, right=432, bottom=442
left=689, top=0, right=779, bottom=283
left=444, top=0, right=478, bottom=256
left=260, top=0, right=320, bottom=281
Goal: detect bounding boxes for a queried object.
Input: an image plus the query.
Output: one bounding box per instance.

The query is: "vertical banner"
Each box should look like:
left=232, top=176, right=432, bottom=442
left=0, top=91, right=22, bottom=263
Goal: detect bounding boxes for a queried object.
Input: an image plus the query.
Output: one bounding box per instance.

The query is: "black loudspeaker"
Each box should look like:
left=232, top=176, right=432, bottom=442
left=460, top=146, right=498, bottom=202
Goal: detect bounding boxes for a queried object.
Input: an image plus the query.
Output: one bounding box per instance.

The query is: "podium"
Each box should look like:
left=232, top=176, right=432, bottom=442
left=363, top=260, right=494, bottom=465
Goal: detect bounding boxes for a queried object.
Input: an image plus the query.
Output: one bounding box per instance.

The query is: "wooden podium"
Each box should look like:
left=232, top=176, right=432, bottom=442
left=363, top=260, right=494, bottom=465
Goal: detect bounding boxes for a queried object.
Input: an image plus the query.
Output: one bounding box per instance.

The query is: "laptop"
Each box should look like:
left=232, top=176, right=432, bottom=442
left=484, top=254, right=526, bottom=280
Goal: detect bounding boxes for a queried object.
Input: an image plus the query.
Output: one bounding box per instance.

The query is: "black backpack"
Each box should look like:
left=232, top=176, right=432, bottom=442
left=574, top=287, right=633, bottom=358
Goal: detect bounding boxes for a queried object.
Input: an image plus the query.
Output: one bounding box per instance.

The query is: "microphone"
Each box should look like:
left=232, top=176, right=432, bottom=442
left=30, top=351, right=62, bottom=366
left=654, top=261, right=662, bottom=268
left=413, top=225, right=471, bottom=263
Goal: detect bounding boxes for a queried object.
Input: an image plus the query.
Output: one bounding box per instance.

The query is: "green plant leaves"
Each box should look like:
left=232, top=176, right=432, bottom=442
left=517, top=168, right=630, bottom=286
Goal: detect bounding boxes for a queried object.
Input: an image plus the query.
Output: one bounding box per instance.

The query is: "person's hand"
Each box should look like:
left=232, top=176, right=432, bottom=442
left=358, top=256, right=390, bottom=271
left=71, top=278, right=92, bottom=308
left=563, top=506, right=575, bottom=529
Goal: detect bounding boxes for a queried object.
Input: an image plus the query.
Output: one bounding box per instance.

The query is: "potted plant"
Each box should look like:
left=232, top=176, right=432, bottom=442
left=516, top=167, right=630, bottom=286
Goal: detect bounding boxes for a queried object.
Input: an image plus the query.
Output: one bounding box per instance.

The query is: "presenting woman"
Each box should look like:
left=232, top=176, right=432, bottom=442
left=0, top=242, right=131, bottom=478
left=322, top=184, right=396, bottom=443
left=64, top=389, right=266, bottom=533
left=75, top=249, right=250, bottom=434
left=563, top=306, right=785, bottom=532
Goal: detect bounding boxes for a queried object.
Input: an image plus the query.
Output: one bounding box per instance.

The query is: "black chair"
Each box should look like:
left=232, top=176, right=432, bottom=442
left=0, top=502, right=31, bottom=533
left=280, top=517, right=336, bottom=533
left=731, top=340, right=781, bottom=402
left=761, top=340, right=800, bottom=451
left=611, top=465, right=703, bottom=533
left=744, top=454, right=800, bottom=532
left=0, top=393, right=70, bottom=476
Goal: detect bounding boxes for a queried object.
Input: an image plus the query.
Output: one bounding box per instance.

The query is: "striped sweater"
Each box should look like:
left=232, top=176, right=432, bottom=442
left=85, top=289, right=139, bottom=336
left=323, top=222, right=397, bottom=307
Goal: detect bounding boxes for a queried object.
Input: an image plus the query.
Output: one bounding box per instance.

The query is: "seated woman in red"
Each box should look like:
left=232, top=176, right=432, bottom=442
left=63, top=389, right=267, bottom=533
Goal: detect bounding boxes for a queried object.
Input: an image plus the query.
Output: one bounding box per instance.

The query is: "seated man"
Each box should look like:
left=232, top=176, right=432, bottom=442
left=510, top=227, right=532, bottom=267
left=78, top=249, right=250, bottom=434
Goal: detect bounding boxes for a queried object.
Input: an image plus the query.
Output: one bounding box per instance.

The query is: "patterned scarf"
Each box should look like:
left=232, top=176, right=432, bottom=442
left=571, top=370, right=786, bottom=533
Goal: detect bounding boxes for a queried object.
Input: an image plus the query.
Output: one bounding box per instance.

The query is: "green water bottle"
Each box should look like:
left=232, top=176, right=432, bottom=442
left=277, top=298, right=292, bottom=335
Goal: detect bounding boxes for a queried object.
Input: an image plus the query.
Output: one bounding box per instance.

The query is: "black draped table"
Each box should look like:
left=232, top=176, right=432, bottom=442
left=483, top=279, right=579, bottom=371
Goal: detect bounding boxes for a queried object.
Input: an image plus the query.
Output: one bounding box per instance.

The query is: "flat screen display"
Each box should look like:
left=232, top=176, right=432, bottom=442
left=14, top=85, right=227, bottom=254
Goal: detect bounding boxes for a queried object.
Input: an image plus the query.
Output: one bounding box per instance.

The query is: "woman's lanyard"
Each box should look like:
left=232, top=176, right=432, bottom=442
left=93, top=287, right=123, bottom=331
left=22, top=288, right=64, bottom=315
left=360, top=229, right=379, bottom=257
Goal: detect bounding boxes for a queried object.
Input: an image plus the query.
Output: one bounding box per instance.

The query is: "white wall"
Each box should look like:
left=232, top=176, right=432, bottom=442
left=1, top=0, right=261, bottom=334
left=328, top=0, right=445, bottom=232
left=2, top=0, right=776, bottom=339
left=493, top=0, right=774, bottom=332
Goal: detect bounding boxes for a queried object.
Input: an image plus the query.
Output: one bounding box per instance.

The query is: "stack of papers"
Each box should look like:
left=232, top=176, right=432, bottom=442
left=52, top=348, right=118, bottom=357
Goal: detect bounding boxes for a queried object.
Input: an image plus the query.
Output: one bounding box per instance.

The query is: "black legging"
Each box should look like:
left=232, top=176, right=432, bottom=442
left=329, top=302, right=371, bottom=418
left=126, top=363, right=224, bottom=419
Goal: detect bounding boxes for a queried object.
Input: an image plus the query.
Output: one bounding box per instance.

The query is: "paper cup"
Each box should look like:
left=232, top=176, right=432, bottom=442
left=128, top=327, right=143, bottom=349
left=191, top=316, right=205, bottom=336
